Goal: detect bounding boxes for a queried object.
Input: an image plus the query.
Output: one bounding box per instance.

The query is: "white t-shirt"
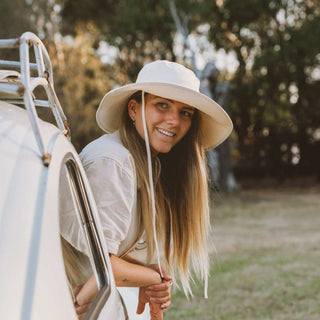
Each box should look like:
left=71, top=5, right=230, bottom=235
left=60, top=131, right=142, bottom=257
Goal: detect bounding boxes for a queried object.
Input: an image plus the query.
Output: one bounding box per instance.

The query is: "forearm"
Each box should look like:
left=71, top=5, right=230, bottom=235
left=75, top=255, right=164, bottom=308
left=110, top=254, right=162, bottom=287
left=121, top=253, right=146, bottom=267
left=76, top=274, right=98, bottom=305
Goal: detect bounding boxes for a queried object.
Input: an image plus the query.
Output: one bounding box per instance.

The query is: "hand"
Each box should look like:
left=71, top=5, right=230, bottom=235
left=137, top=287, right=163, bottom=319
left=147, top=264, right=172, bottom=310
left=74, top=302, right=91, bottom=320
left=145, top=280, right=172, bottom=310
left=136, top=265, right=172, bottom=316
left=137, top=280, right=172, bottom=314
left=73, top=285, right=92, bottom=320
left=148, top=264, right=172, bottom=283
left=136, top=286, right=149, bottom=314
left=137, top=273, right=172, bottom=313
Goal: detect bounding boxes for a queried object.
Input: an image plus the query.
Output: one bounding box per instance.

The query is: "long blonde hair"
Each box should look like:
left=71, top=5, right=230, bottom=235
left=119, top=91, right=210, bottom=296
left=60, top=236, right=92, bottom=288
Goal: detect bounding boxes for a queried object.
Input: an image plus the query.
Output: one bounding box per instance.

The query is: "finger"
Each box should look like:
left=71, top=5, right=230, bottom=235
left=147, top=290, right=170, bottom=298
left=160, top=270, right=172, bottom=281
left=77, top=311, right=87, bottom=320
left=75, top=302, right=91, bottom=315
left=136, top=301, right=146, bottom=314
left=150, top=296, right=170, bottom=304
left=161, top=300, right=171, bottom=310
left=149, top=264, right=172, bottom=282
left=146, top=281, right=172, bottom=291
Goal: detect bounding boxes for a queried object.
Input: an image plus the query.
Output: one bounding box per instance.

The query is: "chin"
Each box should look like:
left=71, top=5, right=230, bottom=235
left=153, top=144, right=173, bottom=154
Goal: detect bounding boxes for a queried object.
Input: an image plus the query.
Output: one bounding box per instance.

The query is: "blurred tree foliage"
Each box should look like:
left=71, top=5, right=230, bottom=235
left=205, top=0, right=320, bottom=179
left=50, top=29, right=111, bottom=151
left=1, top=0, right=319, bottom=179
left=61, top=0, right=182, bottom=81
left=60, top=0, right=320, bottom=179
left=0, top=1, right=109, bottom=151
left=0, top=0, right=34, bottom=38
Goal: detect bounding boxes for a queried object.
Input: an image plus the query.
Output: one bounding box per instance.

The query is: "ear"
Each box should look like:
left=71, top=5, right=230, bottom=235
left=128, top=99, right=138, bottom=121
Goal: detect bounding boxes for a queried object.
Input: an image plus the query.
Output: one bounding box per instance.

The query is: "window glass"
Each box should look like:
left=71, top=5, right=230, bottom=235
left=59, top=158, right=110, bottom=319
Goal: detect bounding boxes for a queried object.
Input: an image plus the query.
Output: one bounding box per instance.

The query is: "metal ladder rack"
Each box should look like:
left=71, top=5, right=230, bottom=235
left=0, top=32, right=70, bottom=166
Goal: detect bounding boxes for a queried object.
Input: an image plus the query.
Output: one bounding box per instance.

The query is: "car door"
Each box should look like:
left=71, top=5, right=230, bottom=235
left=54, top=141, right=129, bottom=320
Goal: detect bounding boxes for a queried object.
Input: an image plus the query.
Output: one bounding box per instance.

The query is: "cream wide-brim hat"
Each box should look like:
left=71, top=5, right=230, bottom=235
left=96, top=60, right=233, bottom=150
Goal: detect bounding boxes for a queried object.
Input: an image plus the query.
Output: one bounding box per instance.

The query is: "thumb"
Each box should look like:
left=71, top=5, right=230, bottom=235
left=161, top=271, right=172, bottom=282
left=158, top=266, right=172, bottom=281
left=136, top=301, right=146, bottom=314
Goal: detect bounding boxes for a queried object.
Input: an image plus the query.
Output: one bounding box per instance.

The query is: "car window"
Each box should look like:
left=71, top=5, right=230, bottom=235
left=59, top=157, right=111, bottom=320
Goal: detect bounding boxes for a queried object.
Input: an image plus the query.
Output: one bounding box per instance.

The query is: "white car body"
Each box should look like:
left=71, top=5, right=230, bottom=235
left=0, top=32, right=133, bottom=320
left=0, top=101, right=128, bottom=320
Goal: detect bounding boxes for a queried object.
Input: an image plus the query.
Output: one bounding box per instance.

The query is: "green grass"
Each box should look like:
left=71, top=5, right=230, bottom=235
left=166, top=189, right=320, bottom=320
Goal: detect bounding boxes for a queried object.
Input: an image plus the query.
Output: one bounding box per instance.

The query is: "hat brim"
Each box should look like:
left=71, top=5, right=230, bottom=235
left=96, top=82, right=233, bottom=150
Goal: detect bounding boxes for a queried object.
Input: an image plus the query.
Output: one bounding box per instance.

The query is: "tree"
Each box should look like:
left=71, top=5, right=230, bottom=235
left=0, top=0, right=34, bottom=38
left=0, top=0, right=112, bottom=151
left=205, top=0, right=320, bottom=179
left=5, top=0, right=319, bottom=180
left=61, top=0, right=180, bottom=81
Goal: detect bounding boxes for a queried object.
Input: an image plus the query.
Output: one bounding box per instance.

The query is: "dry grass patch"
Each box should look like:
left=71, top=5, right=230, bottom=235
left=166, top=189, right=320, bottom=320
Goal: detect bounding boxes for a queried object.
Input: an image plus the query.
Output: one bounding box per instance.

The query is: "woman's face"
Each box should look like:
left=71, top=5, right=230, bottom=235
left=128, top=94, right=195, bottom=155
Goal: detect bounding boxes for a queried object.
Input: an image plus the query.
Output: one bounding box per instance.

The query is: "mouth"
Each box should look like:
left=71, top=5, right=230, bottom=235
left=156, top=127, right=176, bottom=137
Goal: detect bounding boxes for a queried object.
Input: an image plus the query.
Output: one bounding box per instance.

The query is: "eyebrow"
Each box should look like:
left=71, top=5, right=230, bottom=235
left=152, top=96, right=174, bottom=103
left=152, top=96, right=195, bottom=111
left=183, top=106, right=196, bottom=112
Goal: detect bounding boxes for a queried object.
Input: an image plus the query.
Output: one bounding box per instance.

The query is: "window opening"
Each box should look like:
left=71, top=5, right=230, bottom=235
left=59, top=157, right=111, bottom=320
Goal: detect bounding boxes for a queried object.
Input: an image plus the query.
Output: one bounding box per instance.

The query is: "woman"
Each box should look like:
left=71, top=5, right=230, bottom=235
left=61, top=60, right=233, bottom=319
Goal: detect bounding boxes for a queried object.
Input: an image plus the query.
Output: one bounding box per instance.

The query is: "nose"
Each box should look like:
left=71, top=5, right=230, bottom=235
left=166, top=110, right=180, bottom=127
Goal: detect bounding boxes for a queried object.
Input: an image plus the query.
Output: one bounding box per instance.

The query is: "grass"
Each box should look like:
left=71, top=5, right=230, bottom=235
left=165, top=187, right=320, bottom=320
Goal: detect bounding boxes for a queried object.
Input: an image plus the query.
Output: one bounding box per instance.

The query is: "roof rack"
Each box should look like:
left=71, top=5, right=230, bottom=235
left=0, top=32, right=70, bottom=166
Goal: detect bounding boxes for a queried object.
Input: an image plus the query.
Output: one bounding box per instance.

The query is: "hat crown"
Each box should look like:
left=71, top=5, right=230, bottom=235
left=136, top=60, right=200, bottom=92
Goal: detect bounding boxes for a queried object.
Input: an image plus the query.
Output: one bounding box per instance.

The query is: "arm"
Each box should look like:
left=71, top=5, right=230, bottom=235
left=111, top=255, right=169, bottom=320
left=122, top=253, right=172, bottom=308
left=110, top=254, right=162, bottom=287
left=121, top=252, right=147, bottom=266
left=75, top=254, right=162, bottom=304
left=74, top=255, right=171, bottom=318
left=121, top=253, right=172, bottom=314
left=74, top=256, right=165, bottom=320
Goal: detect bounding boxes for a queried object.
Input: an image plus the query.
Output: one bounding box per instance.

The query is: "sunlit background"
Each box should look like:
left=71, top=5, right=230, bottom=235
left=1, top=0, right=319, bottom=319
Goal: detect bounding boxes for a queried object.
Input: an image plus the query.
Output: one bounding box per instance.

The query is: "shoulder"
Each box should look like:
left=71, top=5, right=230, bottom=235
left=80, top=131, right=135, bottom=176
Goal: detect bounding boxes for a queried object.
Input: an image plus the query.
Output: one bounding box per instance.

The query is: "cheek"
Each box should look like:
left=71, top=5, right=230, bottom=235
left=146, top=107, right=161, bottom=120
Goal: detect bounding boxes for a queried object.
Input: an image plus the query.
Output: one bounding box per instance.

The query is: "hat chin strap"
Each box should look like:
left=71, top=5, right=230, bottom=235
left=141, top=91, right=209, bottom=298
left=141, top=91, right=164, bottom=279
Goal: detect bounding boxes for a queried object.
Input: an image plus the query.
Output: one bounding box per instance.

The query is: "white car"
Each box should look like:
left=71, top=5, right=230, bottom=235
left=0, top=32, right=130, bottom=320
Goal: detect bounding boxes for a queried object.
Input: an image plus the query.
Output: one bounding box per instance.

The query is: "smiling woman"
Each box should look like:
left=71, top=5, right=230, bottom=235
left=60, top=60, right=233, bottom=319
left=128, top=94, right=195, bottom=155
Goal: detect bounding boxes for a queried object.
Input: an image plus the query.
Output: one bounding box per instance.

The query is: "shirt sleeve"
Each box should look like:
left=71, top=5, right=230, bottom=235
left=59, top=166, right=89, bottom=255
left=83, top=157, right=136, bottom=255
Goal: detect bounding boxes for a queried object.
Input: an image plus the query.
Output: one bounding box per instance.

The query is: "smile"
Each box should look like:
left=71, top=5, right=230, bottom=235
left=156, top=128, right=175, bottom=137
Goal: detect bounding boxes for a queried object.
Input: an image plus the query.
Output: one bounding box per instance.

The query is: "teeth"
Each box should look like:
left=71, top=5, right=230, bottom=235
left=157, top=128, right=175, bottom=137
